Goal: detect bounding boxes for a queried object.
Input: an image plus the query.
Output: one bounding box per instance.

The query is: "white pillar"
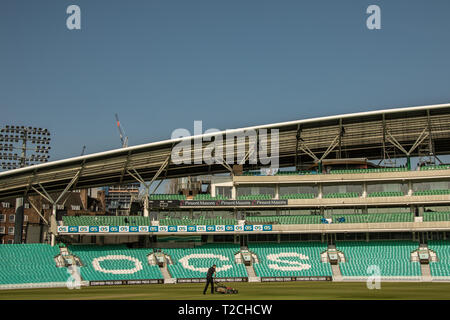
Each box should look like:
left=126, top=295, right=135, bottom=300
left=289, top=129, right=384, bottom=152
left=143, top=195, right=149, bottom=217
left=51, top=205, right=57, bottom=246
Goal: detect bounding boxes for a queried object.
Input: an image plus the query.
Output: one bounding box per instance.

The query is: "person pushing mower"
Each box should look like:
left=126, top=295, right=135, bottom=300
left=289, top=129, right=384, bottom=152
left=203, top=264, right=216, bottom=294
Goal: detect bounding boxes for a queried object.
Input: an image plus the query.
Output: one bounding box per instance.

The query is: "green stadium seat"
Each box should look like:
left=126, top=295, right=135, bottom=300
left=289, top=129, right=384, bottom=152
left=428, top=240, right=450, bottom=278
left=163, top=243, right=247, bottom=279
left=67, top=245, right=163, bottom=281
left=0, top=244, right=68, bottom=285
left=250, top=242, right=332, bottom=277
left=246, top=215, right=323, bottom=225
left=337, top=241, right=420, bottom=278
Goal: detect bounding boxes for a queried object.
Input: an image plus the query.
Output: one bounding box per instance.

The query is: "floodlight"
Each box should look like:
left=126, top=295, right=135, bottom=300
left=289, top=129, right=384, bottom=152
left=0, top=125, right=52, bottom=171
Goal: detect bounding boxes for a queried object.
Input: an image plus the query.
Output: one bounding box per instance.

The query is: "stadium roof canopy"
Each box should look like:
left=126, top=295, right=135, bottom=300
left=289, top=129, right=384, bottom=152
left=1, top=103, right=450, bottom=200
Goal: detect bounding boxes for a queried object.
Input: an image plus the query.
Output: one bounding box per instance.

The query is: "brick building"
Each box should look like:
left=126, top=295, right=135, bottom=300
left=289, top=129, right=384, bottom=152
left=0, top=188, right=106, bottom=244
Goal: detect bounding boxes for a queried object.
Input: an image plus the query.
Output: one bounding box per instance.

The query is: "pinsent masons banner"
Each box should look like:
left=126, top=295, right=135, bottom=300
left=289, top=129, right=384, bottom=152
left=57, top=224, right=273, bottom=234
left=149, top=199, right=288, bottom=208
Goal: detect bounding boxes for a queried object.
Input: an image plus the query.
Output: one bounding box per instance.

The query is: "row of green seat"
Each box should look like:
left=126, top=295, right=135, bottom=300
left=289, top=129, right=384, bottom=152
left=367, top=191, right=404, bottom=197
left=323, top=192, right=360, bottom=198
left=332, top=212, right=413, bottom=223
left=275, top=171, right=315, bottom=175
left=0, top=244, right=68, bottom=285
left=337, top=241, right=420, bottom=277
left=330, top=168, right=407, bottom=174
left=246, top=215, right=323, bottom=225
left=163, top=243, right=247, bottom=278
left=63, top=216, right=151, bottom=226
left=428, top=240, right=450, bottom=277
left=423, top=212, right=450, bottom=222
left=237, top=194, right=273, bottom=200
left=413, top=189, right=450, bottom=196
left=193, top=194, right=229, bottom=200
left=280, top=193, right=316, bottom=199
left=149, top=194, right=186, bottom=200
left=250, top=242, right=332, bottom=277
left=68, top=244, right=163, bottom=281
left=420, top=165, right=450, bottom=171
left=159, top=217, right=237, bottom=226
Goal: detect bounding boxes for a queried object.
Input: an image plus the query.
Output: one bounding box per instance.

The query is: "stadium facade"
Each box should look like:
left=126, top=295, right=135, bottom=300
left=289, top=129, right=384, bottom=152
left=1, top=103, right=450, bottom=289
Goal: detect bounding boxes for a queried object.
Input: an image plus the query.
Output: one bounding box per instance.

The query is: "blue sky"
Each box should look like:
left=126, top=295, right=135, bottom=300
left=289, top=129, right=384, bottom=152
left=1, top=0, right=450, bottom=162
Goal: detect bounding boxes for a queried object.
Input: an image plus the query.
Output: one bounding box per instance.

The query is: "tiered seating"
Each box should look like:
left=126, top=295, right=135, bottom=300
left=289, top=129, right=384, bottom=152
left=67, top=245, right=163, bottom=281
left=280, top=193, right=316, bottom=199
left=246, top=215, right=323, bottom=225
left=193, top=194, right=229, bottom=200
left=428, top=240, right=450, bottom=278
left=237, top=194, right=273, bottom=200
left=62, top=216, right=151, bottom=226
left=0, top=244, right=68, bottom=285
left=337, top=241, right=420, bottom=278
left=332, top=212, right=413, bottom=223
left=420, top=164, right=450, bottom=171
left=250, top=242, right=331, bottom=277
left=163, top=243, right=247, bottom=278
left=413, top=189, right=450, bottom=196
left=159, top=217, right=237, bottom=226
left=275, top=170, right=315, bottom=175
left=423, top=211, right=450, bottom=222
left=149, top=194, right=186, bottom=200
left=330, top=167, right=407, bottom=174
left=367, top=191, right=404, bottom=197
left=323, top=192, right=359, bottom=198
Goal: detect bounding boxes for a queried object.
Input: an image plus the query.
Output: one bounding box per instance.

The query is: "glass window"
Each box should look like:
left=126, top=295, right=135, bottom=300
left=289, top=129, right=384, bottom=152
left=236, top=185, right=275, bottom=197
left=322, top=184, right=363, bottom=195
left=366, top=182, right=408, bottom=194
left=8, top=227, right=14, bottom=235
left=279, top=185, right=318, bottom=196
left=215, top=186, right=232, bottom=198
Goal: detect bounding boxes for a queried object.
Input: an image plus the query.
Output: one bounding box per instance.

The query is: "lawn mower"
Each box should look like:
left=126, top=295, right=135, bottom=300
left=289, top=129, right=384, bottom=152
left=214, top=281, right=239, bottom=294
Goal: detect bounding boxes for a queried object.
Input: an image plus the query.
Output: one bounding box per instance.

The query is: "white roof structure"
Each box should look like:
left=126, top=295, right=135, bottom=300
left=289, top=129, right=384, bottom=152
left=0, top=103, right=450, bottom=199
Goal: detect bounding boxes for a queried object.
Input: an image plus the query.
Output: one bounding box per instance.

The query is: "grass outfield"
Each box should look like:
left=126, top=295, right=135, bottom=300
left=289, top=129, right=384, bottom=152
left=1, top=281, right=450, bottom=300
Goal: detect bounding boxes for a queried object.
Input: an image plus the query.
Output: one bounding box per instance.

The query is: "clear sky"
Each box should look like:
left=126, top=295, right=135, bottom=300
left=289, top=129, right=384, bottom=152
left=1, top=0, right=450, bottom=162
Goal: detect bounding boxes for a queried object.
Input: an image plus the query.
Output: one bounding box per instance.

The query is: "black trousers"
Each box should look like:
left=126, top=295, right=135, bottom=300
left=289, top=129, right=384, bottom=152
left=203, top=278, right=214, bottom=294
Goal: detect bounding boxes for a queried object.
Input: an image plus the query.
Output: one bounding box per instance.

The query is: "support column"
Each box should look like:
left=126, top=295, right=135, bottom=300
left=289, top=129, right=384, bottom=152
left=14, top=197, right=24, bottom=244
left=51, top=205, right=56, bottom=246
left=275, top=184, right=279, bottom=200
left=407, top=156, right=411, bottom=171
left=143, top=195, right=149, bottom=217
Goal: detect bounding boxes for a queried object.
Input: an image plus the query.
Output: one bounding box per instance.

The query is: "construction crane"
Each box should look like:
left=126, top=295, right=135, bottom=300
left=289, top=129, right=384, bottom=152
left=115, top=113, right=129, bottom=148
